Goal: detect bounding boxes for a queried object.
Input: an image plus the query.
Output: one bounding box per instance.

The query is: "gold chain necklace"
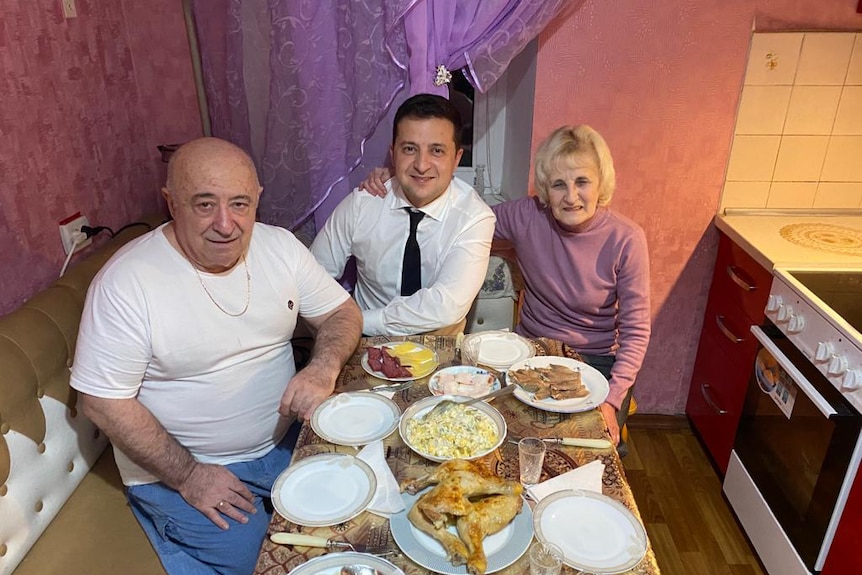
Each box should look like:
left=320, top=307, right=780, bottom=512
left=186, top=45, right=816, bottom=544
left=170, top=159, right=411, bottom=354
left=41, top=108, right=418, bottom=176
left=190, top=254, right=251, bottom=317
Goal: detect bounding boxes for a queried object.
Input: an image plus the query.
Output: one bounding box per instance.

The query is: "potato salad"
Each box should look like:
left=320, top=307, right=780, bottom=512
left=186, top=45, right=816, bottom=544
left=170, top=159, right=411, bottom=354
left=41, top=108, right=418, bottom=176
left=406, top=404, right=498, bottom=459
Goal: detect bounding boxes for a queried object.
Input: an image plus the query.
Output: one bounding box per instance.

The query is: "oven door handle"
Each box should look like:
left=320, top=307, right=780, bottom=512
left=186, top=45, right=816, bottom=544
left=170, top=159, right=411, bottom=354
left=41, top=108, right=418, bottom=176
left=750, top=325, right=837, bottom=418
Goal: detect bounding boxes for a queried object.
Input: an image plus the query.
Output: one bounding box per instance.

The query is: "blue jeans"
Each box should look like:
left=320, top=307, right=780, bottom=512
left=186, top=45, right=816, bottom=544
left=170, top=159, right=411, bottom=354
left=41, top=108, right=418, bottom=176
left=126, top=422, right=301, bottom=575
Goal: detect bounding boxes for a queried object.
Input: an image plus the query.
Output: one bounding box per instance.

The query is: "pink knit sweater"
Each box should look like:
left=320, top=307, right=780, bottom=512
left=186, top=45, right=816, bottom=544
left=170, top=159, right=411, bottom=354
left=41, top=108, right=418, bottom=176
left=492, top=198, right=651, bottom=409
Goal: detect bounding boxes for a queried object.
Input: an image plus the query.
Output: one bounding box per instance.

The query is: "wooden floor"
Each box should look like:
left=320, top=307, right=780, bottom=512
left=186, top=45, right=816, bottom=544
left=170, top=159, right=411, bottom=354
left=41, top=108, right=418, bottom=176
left=623, top=416, right=766, bottom=575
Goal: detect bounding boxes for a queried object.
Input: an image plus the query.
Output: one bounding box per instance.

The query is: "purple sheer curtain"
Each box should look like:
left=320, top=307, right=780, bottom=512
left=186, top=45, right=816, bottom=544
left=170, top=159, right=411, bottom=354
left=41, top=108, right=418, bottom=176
left=399, top=0, right=576, bottom=96
left=191, top=0, right=575, bottom=231
left=192, top=0, right=409, bottom=231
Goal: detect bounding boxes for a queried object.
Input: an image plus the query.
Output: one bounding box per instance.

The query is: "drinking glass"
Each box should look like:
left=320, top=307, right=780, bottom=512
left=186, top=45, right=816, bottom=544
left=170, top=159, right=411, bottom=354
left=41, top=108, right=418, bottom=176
left=529, top=541, right=563, bottom=575
left=518, top=437, right=546, bottom=487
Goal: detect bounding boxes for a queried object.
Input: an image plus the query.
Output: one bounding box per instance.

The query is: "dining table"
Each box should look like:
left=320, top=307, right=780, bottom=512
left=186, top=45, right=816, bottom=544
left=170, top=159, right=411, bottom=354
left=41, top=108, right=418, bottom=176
left=253, top=335, right=661, bottom=575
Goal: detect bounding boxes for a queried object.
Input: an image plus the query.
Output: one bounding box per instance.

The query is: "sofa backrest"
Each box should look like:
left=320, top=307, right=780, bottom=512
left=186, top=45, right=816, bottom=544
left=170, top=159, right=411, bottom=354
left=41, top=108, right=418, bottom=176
left=0, top=215, right=165, bottom=575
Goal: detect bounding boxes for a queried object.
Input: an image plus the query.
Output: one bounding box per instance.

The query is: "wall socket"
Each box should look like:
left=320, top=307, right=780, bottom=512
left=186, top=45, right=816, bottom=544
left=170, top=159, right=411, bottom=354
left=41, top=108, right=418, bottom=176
left=62, top=0, right=77, bottom=19
left=59, top=214, right=92, bottom=255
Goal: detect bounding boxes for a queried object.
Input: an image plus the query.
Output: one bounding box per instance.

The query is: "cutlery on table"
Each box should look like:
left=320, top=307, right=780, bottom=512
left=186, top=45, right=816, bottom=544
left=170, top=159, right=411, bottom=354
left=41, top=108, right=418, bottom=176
left=507, top=435, right=613, bottom=449
left=269, top=532, right=390, bottom=555
left=369, top=380, right=414, bottom=392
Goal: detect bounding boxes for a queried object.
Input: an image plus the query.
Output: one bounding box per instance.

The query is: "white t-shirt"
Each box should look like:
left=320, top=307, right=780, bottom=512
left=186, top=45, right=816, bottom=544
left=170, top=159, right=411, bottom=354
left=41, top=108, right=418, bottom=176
left=71, top=223, right=349, bottom=485
left=310, top=177, right=495, bottom=335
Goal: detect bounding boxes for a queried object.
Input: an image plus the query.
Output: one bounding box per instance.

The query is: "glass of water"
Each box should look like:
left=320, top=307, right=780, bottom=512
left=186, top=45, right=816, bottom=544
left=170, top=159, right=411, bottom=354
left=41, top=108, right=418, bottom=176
left=529, top=540, right=563, bottom=575
left=518, top=437, right=546, bottom=487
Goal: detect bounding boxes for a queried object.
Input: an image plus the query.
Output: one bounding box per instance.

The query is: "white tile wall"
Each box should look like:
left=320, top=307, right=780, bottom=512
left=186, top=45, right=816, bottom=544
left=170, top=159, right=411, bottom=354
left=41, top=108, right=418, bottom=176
left=847, top=34, right=862, bottom=85
left=720, top=32, right=862, bottom=212
left=735, top=86, right=792, bottom=134
left=767, top=182, right=818, bottom=208
left=773, top=136, right=829, bottom=181
left=834, top=86, right=862, bottom=135
left=745, top=33, right=803, bottom=85
left=815, top=183, right=862, bottom=208
left=783, top=86, right=841, bottom=135
left=795, top=33, right=855, bottom=86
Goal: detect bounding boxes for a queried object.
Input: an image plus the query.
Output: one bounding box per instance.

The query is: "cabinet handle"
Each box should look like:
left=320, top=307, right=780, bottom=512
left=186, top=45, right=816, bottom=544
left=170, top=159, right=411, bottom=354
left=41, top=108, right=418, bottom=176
left=726, top=265, right=756, bottom=292
left=700, top=383, right=728, bottom=415
left=715, top=314, right=744, bottom=344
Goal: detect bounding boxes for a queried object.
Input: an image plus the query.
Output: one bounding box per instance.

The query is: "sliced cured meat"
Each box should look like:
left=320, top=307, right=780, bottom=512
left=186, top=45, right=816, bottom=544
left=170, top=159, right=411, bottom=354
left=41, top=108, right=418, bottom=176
left=367, top=346, right=385, bottom=372
left=379, top=347, right=413, bottom=378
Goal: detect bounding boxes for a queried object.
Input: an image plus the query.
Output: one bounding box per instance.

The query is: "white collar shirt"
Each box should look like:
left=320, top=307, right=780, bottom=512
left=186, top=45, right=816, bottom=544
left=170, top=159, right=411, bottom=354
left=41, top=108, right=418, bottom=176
left=311, top=176, right=495, bottom=335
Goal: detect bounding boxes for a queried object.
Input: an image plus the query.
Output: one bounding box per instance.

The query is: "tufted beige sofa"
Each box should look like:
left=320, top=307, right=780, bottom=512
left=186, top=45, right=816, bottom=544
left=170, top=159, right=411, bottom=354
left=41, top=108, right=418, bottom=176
left=0, top=215, right=167, bottom=575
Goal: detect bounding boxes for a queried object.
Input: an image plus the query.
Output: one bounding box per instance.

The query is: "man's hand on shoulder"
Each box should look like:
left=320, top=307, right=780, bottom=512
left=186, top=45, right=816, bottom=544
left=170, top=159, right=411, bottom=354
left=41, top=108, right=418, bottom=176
left=358, top=167, right=392, bottom=197
left=178, top=462, right=257, bottom=530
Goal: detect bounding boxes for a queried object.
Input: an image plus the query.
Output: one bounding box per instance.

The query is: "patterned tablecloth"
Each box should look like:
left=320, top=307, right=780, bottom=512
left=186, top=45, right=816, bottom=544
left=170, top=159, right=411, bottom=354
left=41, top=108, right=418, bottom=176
left=254, top=336, right=660, bottom=575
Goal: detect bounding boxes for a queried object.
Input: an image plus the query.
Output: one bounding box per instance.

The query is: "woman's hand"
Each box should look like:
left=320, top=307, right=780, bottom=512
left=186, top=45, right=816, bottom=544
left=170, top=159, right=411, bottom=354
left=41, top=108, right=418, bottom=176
left=599, top=402, right=620, bottom=445
left=358, top=167, right=393, bottom=197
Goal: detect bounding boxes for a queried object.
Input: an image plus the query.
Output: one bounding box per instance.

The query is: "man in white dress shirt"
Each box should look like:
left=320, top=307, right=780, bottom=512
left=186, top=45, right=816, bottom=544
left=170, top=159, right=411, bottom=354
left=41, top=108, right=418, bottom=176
left=311, top=94, right=495, bottom=336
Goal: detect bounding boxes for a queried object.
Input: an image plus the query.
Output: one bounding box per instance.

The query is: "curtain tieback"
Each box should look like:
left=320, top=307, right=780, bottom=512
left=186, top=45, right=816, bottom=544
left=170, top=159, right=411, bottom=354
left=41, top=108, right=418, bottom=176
left=433, top=64, right=452, bottom=87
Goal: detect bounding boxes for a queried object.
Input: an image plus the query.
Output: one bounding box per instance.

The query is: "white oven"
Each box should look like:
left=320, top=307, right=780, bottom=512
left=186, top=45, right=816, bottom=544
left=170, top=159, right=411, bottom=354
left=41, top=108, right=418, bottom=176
left=724, top=268, right=862, bottom=574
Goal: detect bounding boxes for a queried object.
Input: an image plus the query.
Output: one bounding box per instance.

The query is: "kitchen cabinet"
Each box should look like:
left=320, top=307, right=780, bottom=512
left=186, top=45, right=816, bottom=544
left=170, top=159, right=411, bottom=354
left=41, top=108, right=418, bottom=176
left=686, top=231, right=772, bottom=475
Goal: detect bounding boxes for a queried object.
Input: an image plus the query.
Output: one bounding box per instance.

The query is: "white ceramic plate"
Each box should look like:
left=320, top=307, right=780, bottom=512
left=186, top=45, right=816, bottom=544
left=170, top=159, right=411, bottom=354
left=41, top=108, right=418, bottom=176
left=271, top=454, right=376, bottom=526
left=462, top=331, right=535, bottom=370
left=533, top=489, right=647, bottom=574
left=311, top=392, right=401, bottom=447
left=285, top=551, right=405, bottom=575
left=398, top=395, right=506, bottom=462
left=428, top=365, right=501, bottom=398
left=361, top=343, right=440, bottom=382
left=390, top=487, right=533, bottom=574
left=508, top=356, right=610, bottom=413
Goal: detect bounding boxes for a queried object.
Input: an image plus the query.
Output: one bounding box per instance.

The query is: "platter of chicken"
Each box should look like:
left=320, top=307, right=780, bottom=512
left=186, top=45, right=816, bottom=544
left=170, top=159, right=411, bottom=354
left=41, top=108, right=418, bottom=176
left=361, top=342, right=439, bottom=381
left=390, top=459, right=532, bottom=575
left=507, top=356, right=609, bottom=413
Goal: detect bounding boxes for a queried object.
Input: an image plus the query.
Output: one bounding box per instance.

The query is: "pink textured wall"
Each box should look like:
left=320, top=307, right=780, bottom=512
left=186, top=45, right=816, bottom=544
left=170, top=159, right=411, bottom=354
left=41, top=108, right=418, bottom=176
left=0, top=0, right=201, bottom=315
left=533, top=0, right=862, bottom=414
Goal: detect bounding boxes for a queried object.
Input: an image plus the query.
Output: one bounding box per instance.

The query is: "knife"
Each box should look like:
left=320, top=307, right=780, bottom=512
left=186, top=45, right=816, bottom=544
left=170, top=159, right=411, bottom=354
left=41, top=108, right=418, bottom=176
left=269, top=532, right=388, bottom=554
left=507, top=436, right=613, bottom=449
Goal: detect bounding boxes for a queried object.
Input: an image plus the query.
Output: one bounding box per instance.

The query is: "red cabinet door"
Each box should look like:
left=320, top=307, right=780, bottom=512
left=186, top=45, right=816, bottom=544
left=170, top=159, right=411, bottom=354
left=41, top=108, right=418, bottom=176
left=686, top=329, right=752, bottom=475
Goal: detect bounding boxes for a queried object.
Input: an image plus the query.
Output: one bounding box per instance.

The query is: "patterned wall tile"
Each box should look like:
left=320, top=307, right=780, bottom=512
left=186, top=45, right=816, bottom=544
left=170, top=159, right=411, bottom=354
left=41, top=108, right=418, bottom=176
left=746, top=33, right=803, bottom=85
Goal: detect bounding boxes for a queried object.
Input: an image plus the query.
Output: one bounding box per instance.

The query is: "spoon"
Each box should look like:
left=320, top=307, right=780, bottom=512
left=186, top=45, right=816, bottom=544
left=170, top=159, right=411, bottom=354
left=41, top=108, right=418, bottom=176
left=420, top=381, right=520, bottom=421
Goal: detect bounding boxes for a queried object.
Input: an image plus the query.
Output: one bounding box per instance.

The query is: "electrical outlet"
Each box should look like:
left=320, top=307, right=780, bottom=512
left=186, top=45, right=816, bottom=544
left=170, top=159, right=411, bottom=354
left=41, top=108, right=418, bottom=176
left=61, top=0, right=77, bottom=19
left=59, top=214, right=92, bottom=255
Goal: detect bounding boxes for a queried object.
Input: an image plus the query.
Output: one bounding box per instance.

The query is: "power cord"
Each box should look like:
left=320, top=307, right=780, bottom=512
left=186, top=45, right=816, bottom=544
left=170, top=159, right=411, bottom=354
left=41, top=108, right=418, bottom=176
left=81, top=225, right=114, bottom=239
left=59, top=232, right=87, bottom=277
left=60, top=220, right=156, bottom=277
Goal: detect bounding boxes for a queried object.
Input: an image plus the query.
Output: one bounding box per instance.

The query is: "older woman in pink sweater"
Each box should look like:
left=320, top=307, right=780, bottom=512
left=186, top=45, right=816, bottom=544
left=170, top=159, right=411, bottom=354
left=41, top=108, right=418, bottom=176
left=492, top=125, right=650, bottom=450
left=357, top=125, right=650, bottom=451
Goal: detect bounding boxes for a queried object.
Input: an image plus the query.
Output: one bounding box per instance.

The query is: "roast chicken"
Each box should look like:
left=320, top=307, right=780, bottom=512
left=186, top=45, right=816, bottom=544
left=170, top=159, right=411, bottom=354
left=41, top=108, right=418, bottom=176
left=402, top=459, right=523, bottom=575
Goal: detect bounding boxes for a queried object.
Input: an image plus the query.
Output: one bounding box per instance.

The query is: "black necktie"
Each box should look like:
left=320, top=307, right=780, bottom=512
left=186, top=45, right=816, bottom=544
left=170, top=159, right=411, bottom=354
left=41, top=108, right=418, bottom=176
left=401, top=208, right=425, bottom=296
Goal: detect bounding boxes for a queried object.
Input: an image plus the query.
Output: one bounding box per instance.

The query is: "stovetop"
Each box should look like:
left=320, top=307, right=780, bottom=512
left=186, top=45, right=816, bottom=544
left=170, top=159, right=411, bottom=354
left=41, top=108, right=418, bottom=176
left=790, top=271, right=862, bottom=337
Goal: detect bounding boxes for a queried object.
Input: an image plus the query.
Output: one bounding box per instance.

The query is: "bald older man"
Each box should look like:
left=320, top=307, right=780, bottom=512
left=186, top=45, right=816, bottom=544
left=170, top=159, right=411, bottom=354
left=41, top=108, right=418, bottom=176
left=71, top=137, right=361, bottom=574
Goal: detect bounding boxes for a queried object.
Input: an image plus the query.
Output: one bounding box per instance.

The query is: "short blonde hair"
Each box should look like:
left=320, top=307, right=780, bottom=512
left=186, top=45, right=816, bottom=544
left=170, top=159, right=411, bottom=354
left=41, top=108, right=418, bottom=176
left=533, top=125, right=616, bottom=206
